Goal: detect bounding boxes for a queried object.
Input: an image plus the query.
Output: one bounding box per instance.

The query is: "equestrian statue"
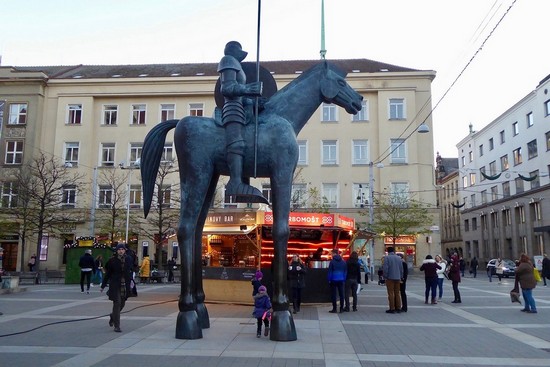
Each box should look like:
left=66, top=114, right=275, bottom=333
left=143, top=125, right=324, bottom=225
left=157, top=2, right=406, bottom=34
left=141, top=41, right=363, bottom=341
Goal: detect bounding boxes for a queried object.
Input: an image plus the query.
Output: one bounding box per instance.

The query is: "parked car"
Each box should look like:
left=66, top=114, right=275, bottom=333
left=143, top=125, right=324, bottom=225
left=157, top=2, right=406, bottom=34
left=486, top=259, right=516, bottom=277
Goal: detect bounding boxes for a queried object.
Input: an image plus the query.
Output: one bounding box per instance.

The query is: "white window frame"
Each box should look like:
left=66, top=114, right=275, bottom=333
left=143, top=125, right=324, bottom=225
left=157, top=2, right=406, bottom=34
left=512, top=121, right=519, bottom=136
left=67, top=104, right=82, bottom=125
left=64, top=142, right=80, bottom=167
left=131, top=104, right=146, bottom=125
left=390, top=139, right=407, bottom=164
left=1, top=182, right=18, bottom=208
left=351, top=100, right=368, bottom=121
left=389, top=98, right=405, bottom=120
left=129, top=143, right=142, bottom=165
left=98, top=185, right=113, bottom=208
left=159, top=184, right=172, bottom=208
left=527, top=111, right=534, bottom=126
left=322, top=183, right=338, bottom=208
left=353, top=183, right=370, bottom=208
left=129, top=184, right=142, bottom=208
left=321, top=103, right=338, bottom=122
left=8, top=103, right=27, bottom=125
left=161, top=143, right=174, bottom=163
left=100, top=143, right=116, bottom=167
left=103, top=105, right=118, bottom=125
left=160, top=103, right=176, bottom=122
left=261, top=184, right=272, bottom=204
left=390, top=182, right=409, bottom=205
left=5, top=141, right=23, bottom=165
left=297, top=140, right=308, bottom=165
left=291, top=183, right=307, bottom=209
left=322, top=140, right=338, bottom=165
left=61, top=185, right=77, bottom=207
left=527, top=139, right=537, bottom=160
left=352, top=140, right=368, bottom=165
left=189, top=103, right=204, bottom=117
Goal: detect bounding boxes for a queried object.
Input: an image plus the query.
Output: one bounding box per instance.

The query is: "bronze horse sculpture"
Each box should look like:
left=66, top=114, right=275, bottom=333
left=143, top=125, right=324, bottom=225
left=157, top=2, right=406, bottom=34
left=141, top=60, right=362, bottom=341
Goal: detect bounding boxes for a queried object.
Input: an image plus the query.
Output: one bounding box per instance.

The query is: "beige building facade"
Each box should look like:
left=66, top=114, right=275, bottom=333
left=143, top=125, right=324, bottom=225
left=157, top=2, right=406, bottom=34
left=1, top=58, right=439, bottom=272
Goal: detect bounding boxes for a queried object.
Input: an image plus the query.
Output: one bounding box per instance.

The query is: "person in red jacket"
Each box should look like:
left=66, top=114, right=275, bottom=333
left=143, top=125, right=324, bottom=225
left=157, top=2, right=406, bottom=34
left=420, top=255, right=441, bottom=304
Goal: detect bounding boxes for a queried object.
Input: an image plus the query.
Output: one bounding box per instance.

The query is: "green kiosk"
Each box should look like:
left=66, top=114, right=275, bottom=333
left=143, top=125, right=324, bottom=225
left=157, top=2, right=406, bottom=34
left=64, top=236, right=114, bottom=284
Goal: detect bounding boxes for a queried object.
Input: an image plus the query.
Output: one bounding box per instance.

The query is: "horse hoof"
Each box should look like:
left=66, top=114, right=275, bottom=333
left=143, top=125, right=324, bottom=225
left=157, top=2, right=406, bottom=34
left=175, top=310, right=203, bottom=339
left=196, top=302, right=210, bottom=329
left=269, top=310, right=297, bottom=341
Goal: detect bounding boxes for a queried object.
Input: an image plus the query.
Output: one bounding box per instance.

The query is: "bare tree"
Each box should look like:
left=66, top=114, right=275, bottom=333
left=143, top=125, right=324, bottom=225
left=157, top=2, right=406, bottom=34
left=12, top=152, right=85, bottom=272
left=138, top=161, right=179, bottom=269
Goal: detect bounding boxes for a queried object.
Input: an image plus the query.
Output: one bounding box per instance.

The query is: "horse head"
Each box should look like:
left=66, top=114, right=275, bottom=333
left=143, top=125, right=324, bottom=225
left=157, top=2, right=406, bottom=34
left=320, top=61, right=363, bottom=115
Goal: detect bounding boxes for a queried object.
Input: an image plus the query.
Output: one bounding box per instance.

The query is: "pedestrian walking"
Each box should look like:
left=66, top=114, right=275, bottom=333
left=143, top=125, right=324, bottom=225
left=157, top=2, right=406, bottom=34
left=420, top=255, right=441, bottom=304
left=251, top=270, right=263, bottom=296
left=327, top=249, right=346, bottom=313
left=139, top=255, right=150, bottom=283
left=344, top=251, right=361, bottom=312
left=382, top=247, right=403, bottom=313
left=495, top=258, right=504, bottom=283
left=515, top=253, right=537, bottom=313
left=28, top=254, right=36, bottom=272
left=459, top=257, right=466, bottom=277
left=398, top=253, right=408, bottom=312
left=252, top=285, right=272, bottom=338
left=470, top=257, right=479, bottom=278
left=78, top=249, right=96, bottom=294
left=541, top=254, right=550, bottom=287
left=100, top=244, right=134, bottom=332
left=167, top=257, right=176, bottom=282
left=288, top=254, right=306, bottom=313
left=93, top=254, right=104, bottom=285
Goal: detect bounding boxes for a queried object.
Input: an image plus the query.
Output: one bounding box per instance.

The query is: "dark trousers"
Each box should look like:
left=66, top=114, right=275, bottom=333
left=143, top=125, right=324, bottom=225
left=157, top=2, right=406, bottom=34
left=330, top=281, right=345, bottom=310
left=168, top=270, right=174, bottom=282
left=452, top=281, right=461, bottom=301
left=80, top=271, right=92, bottom=292
left=291, top=287, right=302, bottom=311
left=111, top=293, right=127, bottom=329
left=400, top=281, right=408, bottom=311
left=344, top=279, right=358, bottom=310
left=256, top=317, right=269, bottom=334
left=424, top=277, right=438, bottom=301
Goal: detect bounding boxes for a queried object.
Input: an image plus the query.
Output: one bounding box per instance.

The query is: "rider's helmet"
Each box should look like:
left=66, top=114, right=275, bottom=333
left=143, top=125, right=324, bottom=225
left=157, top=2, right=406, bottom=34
left=224, top=41, right=248, bottom=62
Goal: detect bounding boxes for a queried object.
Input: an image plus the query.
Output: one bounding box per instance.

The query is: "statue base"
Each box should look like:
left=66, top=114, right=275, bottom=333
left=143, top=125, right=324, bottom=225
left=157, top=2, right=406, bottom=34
left=175, top=310, right=203, bottom=339
left=196, top=302, right=210, bottom=329
left=269, top=310, right=297, bottom=341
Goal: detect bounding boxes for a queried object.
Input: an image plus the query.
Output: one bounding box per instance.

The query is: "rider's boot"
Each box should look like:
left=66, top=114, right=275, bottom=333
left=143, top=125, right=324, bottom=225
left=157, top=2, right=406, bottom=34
left=226, top=152, right=269, bottom=204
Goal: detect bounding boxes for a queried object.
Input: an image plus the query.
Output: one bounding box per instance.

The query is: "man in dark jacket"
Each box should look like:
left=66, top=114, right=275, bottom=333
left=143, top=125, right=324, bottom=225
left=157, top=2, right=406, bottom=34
left=101, top=244, right=133, bottom=332
left=327, top=249, right=347, bottom=313
left=78, top=249, right=97, bottom=294
left=541, top=254, right=550, bottom=287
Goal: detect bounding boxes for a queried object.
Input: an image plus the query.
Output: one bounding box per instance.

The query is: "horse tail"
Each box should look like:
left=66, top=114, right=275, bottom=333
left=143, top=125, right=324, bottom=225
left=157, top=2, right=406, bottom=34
left=141, top=119, right=179, bottom=218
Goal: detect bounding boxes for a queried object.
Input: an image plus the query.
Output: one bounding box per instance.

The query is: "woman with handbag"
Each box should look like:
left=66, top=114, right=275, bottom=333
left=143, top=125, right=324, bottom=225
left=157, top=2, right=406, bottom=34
left=515, top=253, right=537, bottom=313
left=288, top=254, right=306, bottom=313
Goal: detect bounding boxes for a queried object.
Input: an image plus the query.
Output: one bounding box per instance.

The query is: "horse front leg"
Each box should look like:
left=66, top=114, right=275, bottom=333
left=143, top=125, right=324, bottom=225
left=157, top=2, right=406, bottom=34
left=269, top=178, right=297, bottom=341
left=176, top=215, right=202, bottom=339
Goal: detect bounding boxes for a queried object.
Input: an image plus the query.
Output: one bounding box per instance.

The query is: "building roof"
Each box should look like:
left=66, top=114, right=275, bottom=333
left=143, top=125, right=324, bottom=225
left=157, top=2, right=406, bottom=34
left=6, top=59, right=422, bottom=79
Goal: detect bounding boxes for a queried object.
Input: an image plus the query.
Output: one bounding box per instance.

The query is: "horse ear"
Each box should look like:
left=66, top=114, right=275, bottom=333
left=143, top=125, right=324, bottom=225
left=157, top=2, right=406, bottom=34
left=320, top=78, right=338, bottom=99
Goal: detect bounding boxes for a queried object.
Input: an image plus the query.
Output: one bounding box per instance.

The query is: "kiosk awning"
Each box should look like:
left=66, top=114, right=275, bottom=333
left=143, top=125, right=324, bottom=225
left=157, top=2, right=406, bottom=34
left=203, top=225, right=257, bottom=235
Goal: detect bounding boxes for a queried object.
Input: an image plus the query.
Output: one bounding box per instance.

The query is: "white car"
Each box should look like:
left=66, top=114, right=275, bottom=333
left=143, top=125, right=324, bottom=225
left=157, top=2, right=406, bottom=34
left=486, top=259, right=516, bottom=278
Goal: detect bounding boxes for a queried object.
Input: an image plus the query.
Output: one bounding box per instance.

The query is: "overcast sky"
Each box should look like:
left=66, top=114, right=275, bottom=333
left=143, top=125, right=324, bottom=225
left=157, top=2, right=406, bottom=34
left=1, top=0, right=548, bottom=159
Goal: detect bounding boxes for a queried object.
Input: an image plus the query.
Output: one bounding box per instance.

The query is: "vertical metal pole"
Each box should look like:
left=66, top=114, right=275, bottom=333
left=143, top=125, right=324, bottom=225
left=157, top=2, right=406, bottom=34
left=125, top=169, right=132, bottom=245
left=90, top=167, right=98, bottom=236
left=369, top=162, right=375, bottom=281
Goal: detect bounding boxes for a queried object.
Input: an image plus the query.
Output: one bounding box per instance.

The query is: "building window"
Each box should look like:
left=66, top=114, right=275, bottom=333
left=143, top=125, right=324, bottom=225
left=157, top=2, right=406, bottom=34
left=481, top=190, right=487, bottom=204
left=502, top=181, right=510, bottom=198
left=469, top=173, right=476, bottom=186
left=464, top=219, right=469, bottom=232
left=499, top=130, right=505, bottom=144
left=129, top=184, right=142, bottom=208
left=513, top=147, right=522, bottom=165
left=516, top=205, right=525, bottom=223
left=491, top=212, right=499, bottom=228
left=512, top=121, right=519, bottom=136
left=515, top=177, right=524, bottom=194
left=131, top=104, right=146, bottom=125
left=462, top=176, right=468, bottom=189
left=390, top=182, right=409, bottom=204
left=160, top=104, right=175, bottom=122
left=489, top=161, right=496, bottom=175
left=489, top=138, right=494, bottom=151
left=322, top=140, right=338, bottom=165
left=546, top=131, right=550, bottom=151
left=297, top=140, right=308, bottom=165
left=101, top=143, right=115, bottom=167
left=261, top=184, right=272, bottom=204
left=470, top=194, right=476, bottom=207
left=291, top=183, right=307, bottom=209
left=159, top=185, right=171, bottom=208
left=0, top=182, right=18, bottom=208
left=527, top=139, right=538, bottom=159
left=527, top=112, right=534, bottom=127
left=353, top=183, right=370, bottom=208
left=530, top=170, right=540, bottom=189
left=390, top=139, right=407, bottom=164
left=479, top=144, right=484, bottom=157
left=189, top=103, right=204, bottom=117
left=504, top=209, right=511, bottom=226
left=8, top=103, right=27, bottom=125
left=61, top=185, right=77, bottom=207
left=351, top=100, right=368, bottom=121
left=468, top=151, right=473, bottom=162
left=161, top=143, right=173, bottom=163
left=98, top=185, right=113, bottom=208
left=322, top=183, right=338, bottom=208
left=532, top=202, right=542, bottom=221
left=500, top=154, right=509, bottom=171
left=490, top=186, right=498, bottom=201
left=5, top=141, right=23, bottom=165
left=321, top=103, right=337, bottom=122
left=461, top=156, right=465, bottom=167
left=544, top=102, right=550, bottom=117
left=389, top=98, right=405, bottom=119
left=130, top=143, right=142, bottom=165
left=67, top=104, right=82, bottom=125
left=103, top=105, right=118, bottom=125
left=480, top=166, right=486, bottom=181
left=352, top=140, right=368, bottom=165
left=64, top=142, right=79, bottom=167
left=472, top=217, right=478, bottom=230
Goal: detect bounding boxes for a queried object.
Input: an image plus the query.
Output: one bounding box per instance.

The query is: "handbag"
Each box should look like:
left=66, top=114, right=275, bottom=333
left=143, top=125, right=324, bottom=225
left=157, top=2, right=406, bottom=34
left=510, top=288, right=521, bottom=304
left=534, top=268, right=542, bottom=282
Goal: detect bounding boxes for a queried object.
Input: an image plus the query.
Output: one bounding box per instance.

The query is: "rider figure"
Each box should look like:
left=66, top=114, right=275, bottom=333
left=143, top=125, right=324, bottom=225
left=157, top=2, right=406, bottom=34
left=218, top=41, right=269, bottom=204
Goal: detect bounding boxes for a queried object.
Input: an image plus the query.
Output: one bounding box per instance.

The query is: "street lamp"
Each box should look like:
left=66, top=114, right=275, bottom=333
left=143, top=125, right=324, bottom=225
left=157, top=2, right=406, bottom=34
left=368, top=161, right=384, bottom=280
left=120, top=159, right=140, bottom=245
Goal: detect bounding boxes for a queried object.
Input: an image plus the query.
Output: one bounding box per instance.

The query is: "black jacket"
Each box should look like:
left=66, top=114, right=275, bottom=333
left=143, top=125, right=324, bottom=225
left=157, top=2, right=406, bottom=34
left=78, top=253, right=97, bottom=272
left=101, top=254, right=133, bottom=301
